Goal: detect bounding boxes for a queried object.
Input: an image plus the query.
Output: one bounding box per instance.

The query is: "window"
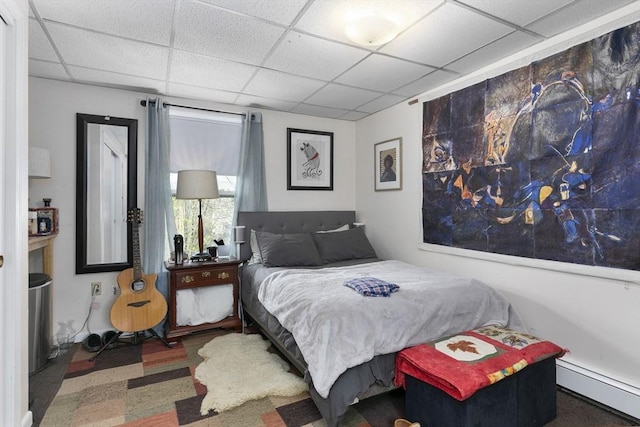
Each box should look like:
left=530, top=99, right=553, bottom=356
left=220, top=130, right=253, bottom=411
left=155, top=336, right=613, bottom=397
left=169, top=107, right=242, bottom=255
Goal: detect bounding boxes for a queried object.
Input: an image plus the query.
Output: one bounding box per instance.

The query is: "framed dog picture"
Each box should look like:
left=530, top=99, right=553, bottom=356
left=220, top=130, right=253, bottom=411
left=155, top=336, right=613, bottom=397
left=287, top=128, right=334, bottom=190
left=374, top=137, right=402, bottom=191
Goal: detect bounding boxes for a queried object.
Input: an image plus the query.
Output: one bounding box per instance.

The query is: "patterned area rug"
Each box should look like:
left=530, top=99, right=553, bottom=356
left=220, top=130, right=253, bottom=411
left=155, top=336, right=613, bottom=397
left=38, top=330, right=403, bottom=426
left=38, top=329, right=637, bottom=427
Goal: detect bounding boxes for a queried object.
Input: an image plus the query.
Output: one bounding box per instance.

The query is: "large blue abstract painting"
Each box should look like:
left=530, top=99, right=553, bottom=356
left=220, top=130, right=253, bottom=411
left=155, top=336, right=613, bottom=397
left=422, top=21, right=640, bottom=271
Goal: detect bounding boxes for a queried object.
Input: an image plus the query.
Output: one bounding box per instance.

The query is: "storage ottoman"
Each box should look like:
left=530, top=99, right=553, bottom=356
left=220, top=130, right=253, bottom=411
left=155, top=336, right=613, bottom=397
left=395, top=326, right=566, bottom=427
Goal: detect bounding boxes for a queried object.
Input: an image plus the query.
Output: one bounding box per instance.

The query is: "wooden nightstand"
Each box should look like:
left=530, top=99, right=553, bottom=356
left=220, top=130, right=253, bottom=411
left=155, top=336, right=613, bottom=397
left=165, top=258, right=242, bottom=342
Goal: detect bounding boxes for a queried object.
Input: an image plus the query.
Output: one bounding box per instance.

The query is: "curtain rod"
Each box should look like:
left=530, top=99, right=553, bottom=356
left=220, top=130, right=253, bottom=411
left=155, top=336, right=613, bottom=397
left=140, top=99, right=246, bottom=117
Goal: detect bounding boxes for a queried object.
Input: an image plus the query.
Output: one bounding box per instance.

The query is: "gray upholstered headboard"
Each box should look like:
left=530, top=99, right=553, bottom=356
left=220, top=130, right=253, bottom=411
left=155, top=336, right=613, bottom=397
left=236, top=211, right=356, bottom=261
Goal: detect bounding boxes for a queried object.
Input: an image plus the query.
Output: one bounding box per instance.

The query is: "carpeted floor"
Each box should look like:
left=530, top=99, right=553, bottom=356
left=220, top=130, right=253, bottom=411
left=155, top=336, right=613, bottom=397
left=30, top=329, right=638, bottom=427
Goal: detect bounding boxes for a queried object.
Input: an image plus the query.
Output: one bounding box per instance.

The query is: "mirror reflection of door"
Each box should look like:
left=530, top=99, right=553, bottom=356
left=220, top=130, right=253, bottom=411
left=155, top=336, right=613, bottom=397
left=76, top=113, right=136, bottom=274
left=86, top=123, right=128, bottom=264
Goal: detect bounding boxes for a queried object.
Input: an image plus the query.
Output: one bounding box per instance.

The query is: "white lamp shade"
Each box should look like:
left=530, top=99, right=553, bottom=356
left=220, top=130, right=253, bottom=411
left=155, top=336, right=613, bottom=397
left=176, top=170, right=219, bottom=199
left=232, top=225, right=245, bottom=243
left=29, top=147, right=51, bottom=179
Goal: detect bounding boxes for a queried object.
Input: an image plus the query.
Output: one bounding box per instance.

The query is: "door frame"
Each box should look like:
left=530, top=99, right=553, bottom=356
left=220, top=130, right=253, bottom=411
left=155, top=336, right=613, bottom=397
left=0, top=0, right=30, bottom=425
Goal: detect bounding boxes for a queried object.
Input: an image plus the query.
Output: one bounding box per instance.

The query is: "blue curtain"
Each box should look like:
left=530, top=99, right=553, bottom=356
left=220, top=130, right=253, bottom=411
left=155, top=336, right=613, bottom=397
left=143, top=97, right=176, bottom=334
left=231, top=111, right=267, bottom=257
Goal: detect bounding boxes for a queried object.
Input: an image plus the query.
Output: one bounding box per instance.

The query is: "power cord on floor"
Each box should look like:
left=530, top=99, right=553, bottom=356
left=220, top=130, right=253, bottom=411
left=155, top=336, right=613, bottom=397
left=78, top=284, right=99, bottom=337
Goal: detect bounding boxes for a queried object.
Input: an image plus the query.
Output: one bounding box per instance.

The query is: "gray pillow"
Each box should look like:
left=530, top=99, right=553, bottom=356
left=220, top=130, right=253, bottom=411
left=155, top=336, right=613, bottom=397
left=312, top=226, right=377, bottom=263
left=255, top=231, right=323, bottom=267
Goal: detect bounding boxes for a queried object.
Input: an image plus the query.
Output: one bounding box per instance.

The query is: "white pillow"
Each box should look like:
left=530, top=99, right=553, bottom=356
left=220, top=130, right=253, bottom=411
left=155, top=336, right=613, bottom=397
left=248, top=229, right=262, bottom=264
left=315, top=224, right=350, bottom=233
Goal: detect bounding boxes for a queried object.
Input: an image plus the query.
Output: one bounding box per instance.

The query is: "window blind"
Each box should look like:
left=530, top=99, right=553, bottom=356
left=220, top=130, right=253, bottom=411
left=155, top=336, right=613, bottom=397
left=168, top=106, right=242, bottom=176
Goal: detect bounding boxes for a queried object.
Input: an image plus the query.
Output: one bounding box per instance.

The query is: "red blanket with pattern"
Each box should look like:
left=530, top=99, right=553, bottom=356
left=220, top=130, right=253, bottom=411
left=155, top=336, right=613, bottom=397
left=394, top=325, right=566, bottom=401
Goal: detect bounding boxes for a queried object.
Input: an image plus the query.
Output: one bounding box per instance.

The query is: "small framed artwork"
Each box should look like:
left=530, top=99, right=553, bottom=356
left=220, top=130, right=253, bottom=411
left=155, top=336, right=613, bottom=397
left=374, top=137, right=402, bottom=191
left=287, top=128, right=334, bottom=190
left=32, top=207, right=59, bottom=235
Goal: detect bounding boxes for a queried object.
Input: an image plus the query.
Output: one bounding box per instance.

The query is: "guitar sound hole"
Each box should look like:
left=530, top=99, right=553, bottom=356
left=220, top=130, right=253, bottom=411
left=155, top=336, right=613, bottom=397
left=131, top=279, right=145, bottom=292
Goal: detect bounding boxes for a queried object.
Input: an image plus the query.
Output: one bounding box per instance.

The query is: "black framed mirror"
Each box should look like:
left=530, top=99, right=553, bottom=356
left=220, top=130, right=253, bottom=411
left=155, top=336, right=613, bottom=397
left=76, top=113, right=138, bottom=274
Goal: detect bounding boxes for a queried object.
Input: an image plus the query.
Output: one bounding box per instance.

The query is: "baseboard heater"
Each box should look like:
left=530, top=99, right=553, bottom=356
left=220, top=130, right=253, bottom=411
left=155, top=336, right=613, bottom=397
left=556, top=359, right=640, bottom=420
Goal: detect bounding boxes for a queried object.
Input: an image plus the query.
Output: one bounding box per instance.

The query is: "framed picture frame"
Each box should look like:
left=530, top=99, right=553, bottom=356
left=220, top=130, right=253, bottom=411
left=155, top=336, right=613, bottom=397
left=374, top=137, right=402, bottom=191
left=31, top=207, right=59, bottom=235
left=287, top=128, right=334, bottom=190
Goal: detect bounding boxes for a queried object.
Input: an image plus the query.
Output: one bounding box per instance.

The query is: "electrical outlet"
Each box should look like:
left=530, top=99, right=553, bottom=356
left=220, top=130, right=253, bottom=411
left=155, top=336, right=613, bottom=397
left=91, top=282, right=102, bottom=296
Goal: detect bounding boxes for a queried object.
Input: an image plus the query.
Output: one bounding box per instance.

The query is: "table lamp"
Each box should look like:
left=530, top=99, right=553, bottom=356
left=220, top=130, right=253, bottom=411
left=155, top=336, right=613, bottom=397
left=231, top=225, right=246, bottom=260
left=29, top=147, right=51, bottom=179
left=176, top=170, right=219, bottom=261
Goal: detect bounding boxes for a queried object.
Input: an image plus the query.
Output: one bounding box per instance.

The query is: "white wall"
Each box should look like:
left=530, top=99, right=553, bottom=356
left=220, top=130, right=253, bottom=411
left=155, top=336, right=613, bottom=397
left=355, top=4, right=640, bottom=417
left=28, top=77, right=356, bottom=341
left=262, top=111, right=356, bottom=211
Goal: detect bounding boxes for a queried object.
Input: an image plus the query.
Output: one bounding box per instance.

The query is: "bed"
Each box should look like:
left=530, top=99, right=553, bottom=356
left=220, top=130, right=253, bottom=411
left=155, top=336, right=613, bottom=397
left=237, top=211, right=525, bottom=427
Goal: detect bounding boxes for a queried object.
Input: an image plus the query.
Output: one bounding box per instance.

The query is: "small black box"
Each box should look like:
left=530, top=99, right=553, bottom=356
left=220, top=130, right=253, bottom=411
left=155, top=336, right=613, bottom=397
left=405, top=357, right=557, bottom=427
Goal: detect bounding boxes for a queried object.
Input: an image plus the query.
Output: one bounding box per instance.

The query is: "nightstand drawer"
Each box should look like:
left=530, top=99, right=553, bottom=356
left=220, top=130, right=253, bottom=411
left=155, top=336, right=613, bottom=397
left=175, top=267, right=235, bottom=287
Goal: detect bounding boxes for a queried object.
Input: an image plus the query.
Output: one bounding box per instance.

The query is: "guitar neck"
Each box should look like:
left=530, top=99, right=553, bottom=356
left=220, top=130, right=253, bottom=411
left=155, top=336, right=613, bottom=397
left=132, top=220, right=142, bottom=281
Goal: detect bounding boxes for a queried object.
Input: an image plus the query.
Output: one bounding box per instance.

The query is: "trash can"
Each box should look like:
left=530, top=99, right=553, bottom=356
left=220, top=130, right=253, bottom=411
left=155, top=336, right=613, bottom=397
left=29, top=273, right=52, bottom=374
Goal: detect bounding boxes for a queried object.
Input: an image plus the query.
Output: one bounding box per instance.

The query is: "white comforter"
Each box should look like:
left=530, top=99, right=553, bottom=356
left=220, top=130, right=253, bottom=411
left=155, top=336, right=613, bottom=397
left=257, top=260, right=524, bottom=399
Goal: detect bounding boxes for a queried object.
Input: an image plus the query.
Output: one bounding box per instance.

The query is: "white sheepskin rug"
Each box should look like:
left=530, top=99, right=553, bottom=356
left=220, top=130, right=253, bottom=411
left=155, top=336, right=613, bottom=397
left=195, top=333, right=308, bottom=415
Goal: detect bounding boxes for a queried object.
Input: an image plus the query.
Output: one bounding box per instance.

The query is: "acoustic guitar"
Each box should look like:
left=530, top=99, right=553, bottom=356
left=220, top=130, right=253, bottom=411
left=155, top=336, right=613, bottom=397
left=110, top=208, right=168, bottom=333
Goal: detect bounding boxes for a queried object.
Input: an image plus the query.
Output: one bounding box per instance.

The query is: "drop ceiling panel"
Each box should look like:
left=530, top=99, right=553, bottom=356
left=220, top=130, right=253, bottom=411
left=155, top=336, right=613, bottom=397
left=381, top=2, right=515, bottom=67
left=305, top=83, right=382, bottom=110
left=336, top=54, right=434, bottom=92
left=243, top=68, right=327, bottom=102
left=526, top=0, right=639, bottom=37
left=340, top=110, right=370, bottom=121
left=265, top=32, right=370, bottom=81
left=290, top=103, right=349, bottom=119
left=47, top=23, right=169, bottom=80
left=456, top=0, right=573, bottom=27
left=28, top=19, right=59, bottom=62
left=295, top=0, right=443, bottom=46
left=235, top=94, right=299, bottom=111
left=69, top=66, right=166, bottom=94
left=29, top=60, right=69, bottom=80
left=30, top=0, right=174, bottom=46
left=200, top=0, right=308, bottom=26
left=174, top=0, right=285, bottom=65
left=167, top=83, right=240, bottom=104
left=355, top=93, right=406, bottom=113
left=446, top=31, right=541, bottom=74
left=392, top=69, right=459, bottom=97
left=170, top=50, right=257, bottom=92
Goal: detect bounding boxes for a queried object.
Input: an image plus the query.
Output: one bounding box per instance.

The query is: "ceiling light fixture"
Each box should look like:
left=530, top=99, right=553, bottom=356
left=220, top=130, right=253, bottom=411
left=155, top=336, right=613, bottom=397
left=345, top=12, right=399, bottom=47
